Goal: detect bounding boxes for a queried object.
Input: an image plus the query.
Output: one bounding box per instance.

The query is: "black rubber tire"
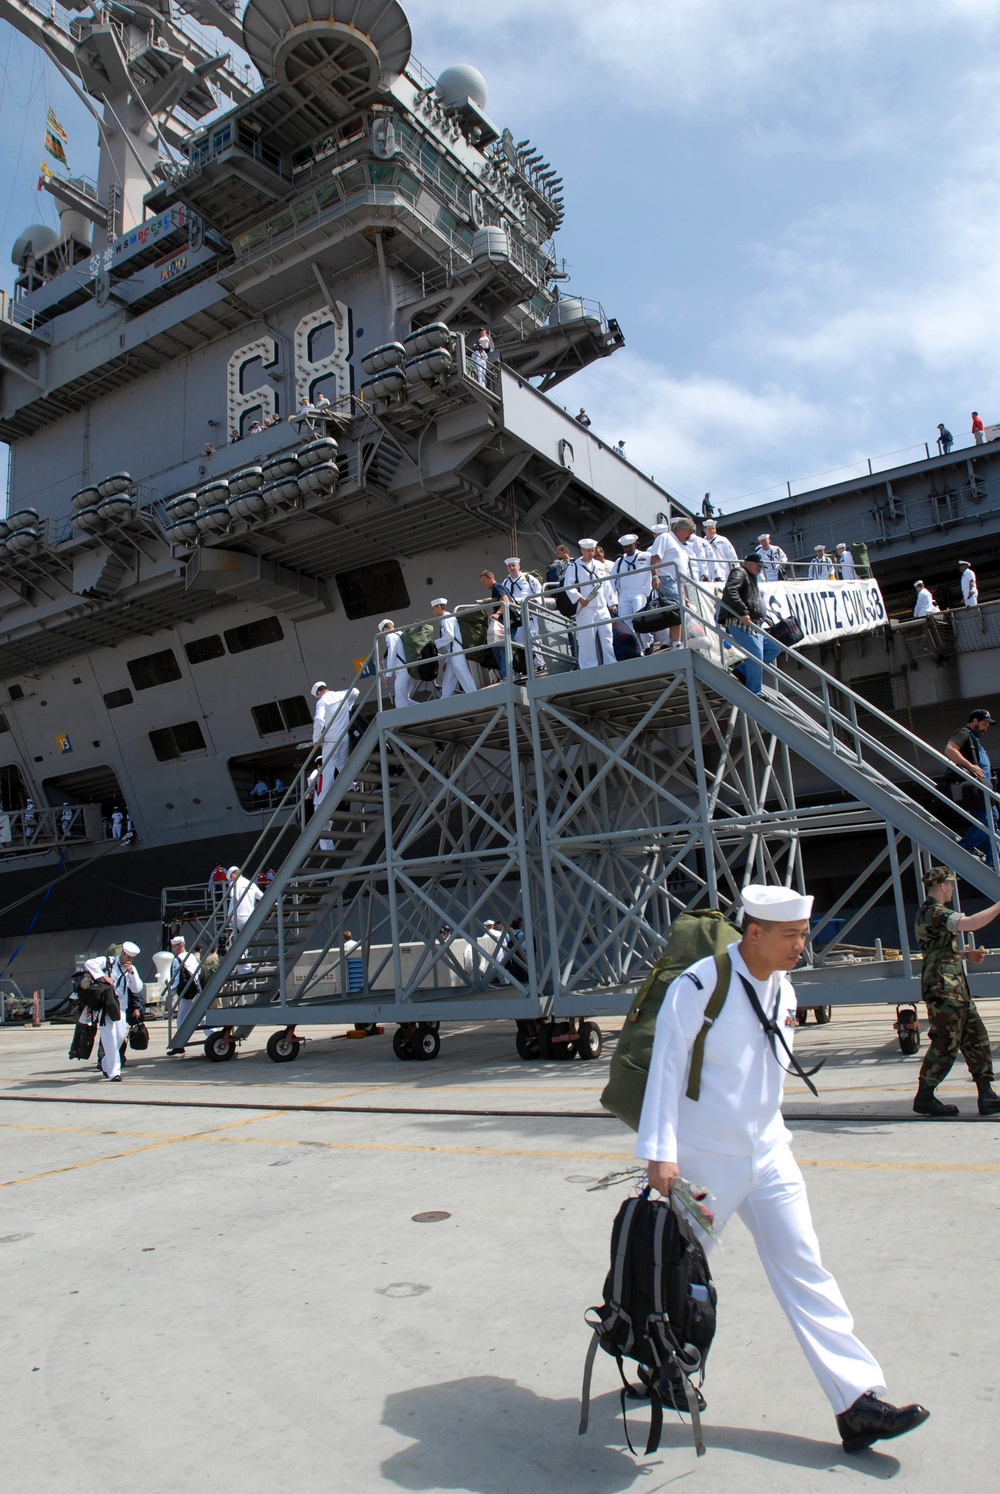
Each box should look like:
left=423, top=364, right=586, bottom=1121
left=550, top=1021, right=575, bottom=1060
left=266, top=1031, right=300, bottom=1063
left=392, top=1027, right=414, bottom=1060
left=795, top=1007, right=809, bottom=1026
left=813, top=1006, right=832, bottom=1025
left=357, top=1022, right=379, bottom=1035
left=412, top=1025, right=441, bottom=1061
left=577, top=1021, right=603, bottom=1060
left=536, top=1023, right=554, bottom=1060
left=515, top=1028, right=539, bottom=1060
left=204, top=1034, right=237, bottom=1062
left=898, top=1028, right=921, bottom=1055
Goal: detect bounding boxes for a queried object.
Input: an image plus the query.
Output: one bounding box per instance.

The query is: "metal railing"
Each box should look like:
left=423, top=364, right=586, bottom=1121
left=0, top=804, right=94, bottom=856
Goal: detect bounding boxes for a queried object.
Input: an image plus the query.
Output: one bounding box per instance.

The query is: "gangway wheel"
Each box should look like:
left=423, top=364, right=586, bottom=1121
left=266, top=1028, right=301, bottom=1063
left=204, top=1030, right=237, bottom=1062
left=515, top=1022, right=541, bottom=1060
left=814, top=1006, right=832, bottom=1025
left=577, top=1021, right=603, bottom=1060
left=392, top=1022, right=441, bottom=1061
left=550, top=1021, right=576, bottom=1059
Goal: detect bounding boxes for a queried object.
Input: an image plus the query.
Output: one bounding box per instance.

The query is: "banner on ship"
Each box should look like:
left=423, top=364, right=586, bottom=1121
left=758, top=577, right=887, bottom=645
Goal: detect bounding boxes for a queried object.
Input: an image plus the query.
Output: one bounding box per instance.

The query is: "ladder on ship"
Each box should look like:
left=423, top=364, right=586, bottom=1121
left=170, top=584, right=1000, bottom=1062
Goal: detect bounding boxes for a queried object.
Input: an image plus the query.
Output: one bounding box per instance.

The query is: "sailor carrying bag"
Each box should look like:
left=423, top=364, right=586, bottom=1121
left=631, top=593, right=681, bottom=636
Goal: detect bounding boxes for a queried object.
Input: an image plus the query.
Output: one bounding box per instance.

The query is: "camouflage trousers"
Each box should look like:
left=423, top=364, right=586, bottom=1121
left=918, top=992, right=995, bottom=1088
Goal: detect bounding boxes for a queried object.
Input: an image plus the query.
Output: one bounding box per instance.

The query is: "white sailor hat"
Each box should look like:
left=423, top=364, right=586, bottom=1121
left=702, top=517, right=717, bottom=528
left=169, top=934, right=186, bottom=946
left=227, top=864, right=241, bottom=875
left=431, top=596, right=448, bottom=607
left=958, top=559, right=971, bottom=568
left=311, top=679, right=327, bottom=694
left=504, top=556, right=520, bottom=566
left=652, top=523, right=670, bottom=534
left=579, top=537, right=598, bottom=549
left=836, top=541, right=848, bottom=549
left=617, top=533, right=638, bottom=545
left=914, top=580, right=924, bottom=588
left=814, top=544, right=825, bottom=552
left=122, top=940, right=141, bottom=957
left=741, top=884, right=814, bottom=922
left=757, top=533, right=771, bottom=542
left=377, top=618, right=394, bottom=631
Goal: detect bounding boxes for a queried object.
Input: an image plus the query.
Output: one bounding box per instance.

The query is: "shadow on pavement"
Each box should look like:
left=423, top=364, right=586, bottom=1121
left=380, top=1377, right=900, bottom=1490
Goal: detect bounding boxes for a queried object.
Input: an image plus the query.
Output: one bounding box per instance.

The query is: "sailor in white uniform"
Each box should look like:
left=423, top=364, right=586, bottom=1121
left=312, top=679, right=361, bottom=799
left=86, top=941, right=143, bottom=1081
left=959, top=560, right=979, bottom=607
left=835, top=543, right=857, bottom=581
left=564, top=539, right=616, bottom=669
left=499, top=558, right=543, bottom=670
left=637, top=885, right=929, bottom=1454
left=611, top=534, right=654, bottom=634
left=227, top=864, right=263, bottom=973
left=808, top=544, right=836, bottom=581
left=912, top=580, right=940, bottom=618
left=431, top=598, right=478, bottom=697
left=699, top=519, right=739, bottom=581
left=165, top=933, right=202, bottom=1055
left=378, top=619, right=413, bottom=708
left=755, top=532, right=789, bottom=581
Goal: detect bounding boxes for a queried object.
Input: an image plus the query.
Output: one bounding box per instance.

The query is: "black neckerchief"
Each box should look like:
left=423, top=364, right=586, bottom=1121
left=736, top=972, right=823, bottom=1096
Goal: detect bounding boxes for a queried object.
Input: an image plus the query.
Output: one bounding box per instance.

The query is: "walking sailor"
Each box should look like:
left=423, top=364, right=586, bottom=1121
left=564, top=539, right=615, bottom=669
left=431, top=599, right=478, bottom=697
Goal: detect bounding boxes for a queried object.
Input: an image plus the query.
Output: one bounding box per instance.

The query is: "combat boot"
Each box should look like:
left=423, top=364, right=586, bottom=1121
left=976, top=1081, right=1000, bottom=1115
left=913, top=1084, right=959, bottom=1117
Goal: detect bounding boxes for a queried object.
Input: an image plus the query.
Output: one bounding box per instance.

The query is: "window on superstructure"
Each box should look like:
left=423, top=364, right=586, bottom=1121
left=335, top=560, right=409, bottom=621
left=0, top=711, right=8, bottom=733
left=148, top=721, right=207, bottom=762
left=185, top=634, right=225, bottom=665
left=8, top=684, right=24, bottom=701
left=103, top=689, right=133, bottom=710
left=127, top=649, right=182, bottom=691
left=224, top=617, right=284, bottom=654
left=0, top=763, right=27, bottom=807
left=251, top=696, right=311, bottom=738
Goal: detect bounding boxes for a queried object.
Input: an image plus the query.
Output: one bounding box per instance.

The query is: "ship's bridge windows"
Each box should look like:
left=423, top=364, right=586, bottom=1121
left=0, top=763, right=28, bottom=808
left=251, top=695, right=312, bottom=739
left=224, top=616, right=284, bottom=654
left=103, top=688, right=134, bottom=710
left=149, top=721, right=207, bottom=762
left=335, top=560, right=409, bottom=621
left=185, top=634, right=225, bottom=665
left=228, top=746, right=304, bottom=812
left=127, top=649, right=183, bottom=691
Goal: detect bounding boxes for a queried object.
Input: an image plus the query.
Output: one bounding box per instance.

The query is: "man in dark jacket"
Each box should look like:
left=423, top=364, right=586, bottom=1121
left=719, top=553, right=781, bottom=694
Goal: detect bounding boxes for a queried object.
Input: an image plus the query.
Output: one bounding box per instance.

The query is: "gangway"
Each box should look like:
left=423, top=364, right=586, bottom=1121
left=170, top=577, right=1000, bottom=1062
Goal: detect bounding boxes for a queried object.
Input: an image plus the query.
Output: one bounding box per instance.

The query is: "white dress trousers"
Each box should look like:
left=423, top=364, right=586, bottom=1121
left=384, top=632, right=413, bottom=708
left=435, top=614, right=478, bottom=696
left=565, top=561, right=615, bottom=668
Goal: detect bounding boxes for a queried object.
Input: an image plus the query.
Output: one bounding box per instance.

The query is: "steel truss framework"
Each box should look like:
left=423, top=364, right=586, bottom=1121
left=173, top=622, right=1000, bottom=1049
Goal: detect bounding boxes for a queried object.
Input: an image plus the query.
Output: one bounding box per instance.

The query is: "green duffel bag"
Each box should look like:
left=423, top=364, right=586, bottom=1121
left=601, top=909, right=742, bottom=1131
left=456, top=604, right=493, bottom=667
left=402, top=621, right=437, bottom=682
left=850, top=541, right=871, bottom=579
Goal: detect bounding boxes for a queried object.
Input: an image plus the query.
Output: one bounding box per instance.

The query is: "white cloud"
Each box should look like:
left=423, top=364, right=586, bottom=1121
left=563, top=352, right=829, bottom=515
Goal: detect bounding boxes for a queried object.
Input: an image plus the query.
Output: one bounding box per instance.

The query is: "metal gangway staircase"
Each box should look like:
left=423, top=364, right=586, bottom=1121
left=170, top=577, right=1000, bottom=1063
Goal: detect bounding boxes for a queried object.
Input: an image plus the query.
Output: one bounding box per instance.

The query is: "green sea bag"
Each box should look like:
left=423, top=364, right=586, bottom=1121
left=601, top=910, right=742, bottom=1131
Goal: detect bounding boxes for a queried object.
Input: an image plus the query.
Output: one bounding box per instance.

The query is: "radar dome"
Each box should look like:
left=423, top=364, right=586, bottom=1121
left=436, top=64, right=487, bottom=110
left=12, top=224, right=59, bottom=267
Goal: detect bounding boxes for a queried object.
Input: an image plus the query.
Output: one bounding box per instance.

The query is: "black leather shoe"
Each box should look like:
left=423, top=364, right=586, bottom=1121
left=625, top=1371, right=707, bottom=1414
left=977, top=1083, right=1000, bottom=1115
left=836, top=1393, right=929, bottom=1453
left=913, top=1085, right=959, bottom=1117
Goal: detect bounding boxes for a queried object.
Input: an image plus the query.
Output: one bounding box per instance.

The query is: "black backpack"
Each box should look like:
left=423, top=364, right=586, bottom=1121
left=416, top=640, right=439, bottom=682
left=580, top=1191, right=716, bottom=1457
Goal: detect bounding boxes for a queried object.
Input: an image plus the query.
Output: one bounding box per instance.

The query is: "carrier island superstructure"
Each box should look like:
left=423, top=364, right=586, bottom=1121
left=0, top=0, right=646, bottom=992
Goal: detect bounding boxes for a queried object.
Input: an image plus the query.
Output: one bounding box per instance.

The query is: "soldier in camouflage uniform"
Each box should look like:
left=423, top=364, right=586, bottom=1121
left=913, top=866, right=1000, bottom=1117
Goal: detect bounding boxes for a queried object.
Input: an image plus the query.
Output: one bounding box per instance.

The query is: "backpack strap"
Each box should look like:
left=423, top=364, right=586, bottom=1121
left=685, top=949, right=733, bottom=1101
left=578, top=1330, right=601, bottom=1435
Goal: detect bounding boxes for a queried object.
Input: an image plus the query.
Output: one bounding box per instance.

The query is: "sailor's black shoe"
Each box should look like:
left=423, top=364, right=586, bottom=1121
left=913, top=1085, right=959, bottom=1117
left=976, top=1082, right=1000, bottom=1115
left=659, top=1375, right=707, bottom=1415
left=836, top=1393, right=929, bottom=1453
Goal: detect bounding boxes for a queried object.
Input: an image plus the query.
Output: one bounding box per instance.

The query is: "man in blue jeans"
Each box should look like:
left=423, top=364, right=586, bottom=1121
left=945, top=708, right=999, bottom=859
left=719, top=552, right=781, bottom=693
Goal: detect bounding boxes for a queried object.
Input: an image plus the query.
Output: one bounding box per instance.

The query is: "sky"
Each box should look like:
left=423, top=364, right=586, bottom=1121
left=2, top=0, right=1000, bottom=516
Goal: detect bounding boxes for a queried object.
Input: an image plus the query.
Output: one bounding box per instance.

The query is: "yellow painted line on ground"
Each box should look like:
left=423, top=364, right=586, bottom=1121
left=0, top=1108, right=283, bottom=1190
